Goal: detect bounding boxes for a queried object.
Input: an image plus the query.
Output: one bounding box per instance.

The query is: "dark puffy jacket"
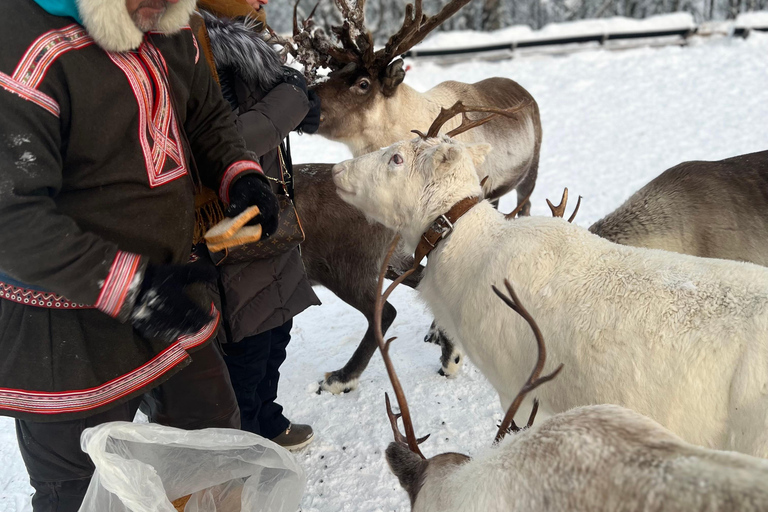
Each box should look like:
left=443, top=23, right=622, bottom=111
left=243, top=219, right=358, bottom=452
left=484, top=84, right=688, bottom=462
left=202, top=10, right=320, bottom=342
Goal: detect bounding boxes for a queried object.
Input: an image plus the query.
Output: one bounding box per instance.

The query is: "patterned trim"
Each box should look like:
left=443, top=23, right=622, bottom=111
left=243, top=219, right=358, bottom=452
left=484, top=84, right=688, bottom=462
left=94, top=251, right=142, bottom=318
left=179, top=304, right=219, bottom=351
left=219, top=161, right=264, bottom=203
left=0, top=281, right=89, bottom=309
left=13, top=25, right=93, bottom=89
left=0, top=71, right=60, bottom=117
left=0, top=306, right=220, bottom=415
left=0, top=25, right=93, bottom=117
left=108, top=42, right=188, bottom=188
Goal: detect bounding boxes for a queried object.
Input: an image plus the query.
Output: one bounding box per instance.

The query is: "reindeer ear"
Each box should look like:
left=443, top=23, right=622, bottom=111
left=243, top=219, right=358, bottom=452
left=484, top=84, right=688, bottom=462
left=386, top=442, right=428, bottom=505
left=431, top=142, right=463, bottom=166
left=467, top=143, right=493, bottom=168
left=381, top=59, right=406, bottom=97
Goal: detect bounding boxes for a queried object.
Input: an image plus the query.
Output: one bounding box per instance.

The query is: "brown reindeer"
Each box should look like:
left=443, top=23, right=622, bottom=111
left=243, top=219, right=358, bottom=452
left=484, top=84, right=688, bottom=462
left=589, top=150, right=768, bottom=266
left=293, top=0, right=542, bottom=214
left=373, top=239, right=768, bottom=512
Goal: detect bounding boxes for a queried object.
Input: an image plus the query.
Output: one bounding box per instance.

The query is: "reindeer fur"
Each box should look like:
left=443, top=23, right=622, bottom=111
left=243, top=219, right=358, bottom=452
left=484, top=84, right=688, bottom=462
left=387, top=404, right=768, bottom=512
left=333, top=136, right=768, bottom=457
left=294, top=164, right=461, bottom=392
left=590, top=150, right=768, bottom=266
left=316, top=76, right=541, bottom=210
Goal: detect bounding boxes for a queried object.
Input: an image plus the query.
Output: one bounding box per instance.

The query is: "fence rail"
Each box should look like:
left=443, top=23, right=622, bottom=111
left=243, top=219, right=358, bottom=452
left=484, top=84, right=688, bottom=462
left=403, top=25, right=768, bottom=58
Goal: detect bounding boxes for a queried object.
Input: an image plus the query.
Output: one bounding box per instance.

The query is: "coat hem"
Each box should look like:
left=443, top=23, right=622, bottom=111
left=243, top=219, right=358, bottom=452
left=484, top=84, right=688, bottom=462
left=0, top=305, right=220, bottom=421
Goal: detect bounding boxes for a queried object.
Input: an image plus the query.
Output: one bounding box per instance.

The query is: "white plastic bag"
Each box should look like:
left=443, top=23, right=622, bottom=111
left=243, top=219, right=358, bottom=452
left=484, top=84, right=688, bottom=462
left=77, top=422, right=305, bottom=512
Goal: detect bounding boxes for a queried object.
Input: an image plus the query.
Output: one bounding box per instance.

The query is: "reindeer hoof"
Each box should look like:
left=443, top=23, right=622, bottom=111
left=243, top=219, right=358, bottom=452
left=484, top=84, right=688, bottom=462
left=319, top=372, right=360, bottom=395
left=424, top=322, right=441, bottom=345
left=439, top=353, right=463, bottom=379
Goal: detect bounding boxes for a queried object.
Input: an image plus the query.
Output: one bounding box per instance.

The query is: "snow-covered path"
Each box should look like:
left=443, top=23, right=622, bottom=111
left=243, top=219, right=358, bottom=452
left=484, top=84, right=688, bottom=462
left=1, top=31, right=766, bottom=512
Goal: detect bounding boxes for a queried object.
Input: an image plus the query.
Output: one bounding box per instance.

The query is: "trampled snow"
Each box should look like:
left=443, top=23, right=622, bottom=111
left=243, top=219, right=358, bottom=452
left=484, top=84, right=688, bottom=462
left=1, top=27, right=767, bottom=512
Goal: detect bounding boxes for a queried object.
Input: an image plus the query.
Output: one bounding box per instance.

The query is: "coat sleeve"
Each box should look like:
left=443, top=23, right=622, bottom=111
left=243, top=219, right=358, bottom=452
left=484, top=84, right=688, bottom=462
left=182, top=35, right=266, bottom=204
left=0, top=87, right=146, bottom=321
left=234, top=82, right=310, bottom=157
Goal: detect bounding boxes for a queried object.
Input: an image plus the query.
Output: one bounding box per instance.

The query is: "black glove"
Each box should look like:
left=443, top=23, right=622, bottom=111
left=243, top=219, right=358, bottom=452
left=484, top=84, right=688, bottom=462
left=130, top=264, right=217, bottom=342
left=281, top=66, right=308, bottom=96
left=297, top=89, right=321, bottom=134
left=225, top=174, right=280, bottom=238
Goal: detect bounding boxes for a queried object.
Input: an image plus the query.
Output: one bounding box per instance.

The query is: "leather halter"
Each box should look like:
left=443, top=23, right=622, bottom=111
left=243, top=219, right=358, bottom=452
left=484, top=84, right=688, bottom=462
left=412, top=196, right=481, bottom=267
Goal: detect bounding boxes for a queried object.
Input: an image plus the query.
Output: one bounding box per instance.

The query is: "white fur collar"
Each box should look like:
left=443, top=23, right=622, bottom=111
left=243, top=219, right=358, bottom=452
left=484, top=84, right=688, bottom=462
left=77, top=0, right=197, bottom=52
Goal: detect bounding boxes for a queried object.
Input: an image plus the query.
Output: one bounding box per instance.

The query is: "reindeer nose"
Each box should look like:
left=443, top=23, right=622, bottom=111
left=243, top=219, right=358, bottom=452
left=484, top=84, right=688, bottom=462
left=332, top=164, right=346, bottom=177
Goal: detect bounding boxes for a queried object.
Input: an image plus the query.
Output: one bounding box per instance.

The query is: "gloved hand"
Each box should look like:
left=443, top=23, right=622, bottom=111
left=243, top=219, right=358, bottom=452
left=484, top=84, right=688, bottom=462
left=281, top=66, right=308, bottom=96
left=296, top=89, right=321, bottom=134
left=225, top=174, right=280, bottom=238
left=130, top=264, right=217, bottom=342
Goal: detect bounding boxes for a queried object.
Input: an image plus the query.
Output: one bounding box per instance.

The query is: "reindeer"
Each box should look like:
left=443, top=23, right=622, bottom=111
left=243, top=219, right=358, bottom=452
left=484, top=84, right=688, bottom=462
left=288, top=0, right=541, bottom=374
left=589, top=150, right=768, bottom=266
left=373, top=241, right=768, bottom=511
left=293, top=103, right=527, bottom=393
left=293, top=0, right=542, bottom=215
left=332, top=102, right=768, bottom=457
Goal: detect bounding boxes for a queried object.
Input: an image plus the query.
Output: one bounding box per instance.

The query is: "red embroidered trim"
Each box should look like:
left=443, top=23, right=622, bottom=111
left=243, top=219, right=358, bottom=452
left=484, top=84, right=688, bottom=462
left=0, top=25, right=93, bottom=117
left=108, top=43, right=188, bottom=188
left=94, top=251, right=142, bottom=318
left=0, top=71, right=60, bottom=117
left=14, top=25, right=93, bottom=89
left=0, top=305, right=219, bottom=415
left=219, top=161, right=264, bottom=203
left=0, top=281, right=89, bottom=309
left=179, top=304, right=219, bottom=351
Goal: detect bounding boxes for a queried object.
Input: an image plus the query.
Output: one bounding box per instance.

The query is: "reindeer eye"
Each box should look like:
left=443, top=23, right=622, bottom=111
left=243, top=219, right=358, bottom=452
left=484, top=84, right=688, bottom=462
left=390, top=154, right=403, bottom=165
left=357, top=78, right=370, bottom=90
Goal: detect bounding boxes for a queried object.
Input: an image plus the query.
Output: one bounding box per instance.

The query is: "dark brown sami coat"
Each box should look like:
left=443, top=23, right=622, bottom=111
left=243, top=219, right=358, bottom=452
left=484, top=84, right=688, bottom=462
left=0, top=0, right=264, bottom=421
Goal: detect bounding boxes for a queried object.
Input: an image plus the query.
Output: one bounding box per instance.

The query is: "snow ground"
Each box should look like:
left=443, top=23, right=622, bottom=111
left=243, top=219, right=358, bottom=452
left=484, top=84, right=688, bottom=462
left=1, top=29, right=767, bottom=512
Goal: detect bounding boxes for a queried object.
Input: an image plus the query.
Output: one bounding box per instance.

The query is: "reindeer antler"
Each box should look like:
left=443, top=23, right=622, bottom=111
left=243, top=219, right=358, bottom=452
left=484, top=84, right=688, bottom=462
left=293, top=0, right=473, bottom=80
left=504, top=190, right=534, bottom=220
left=412, top=100, right=531, bottom=140
left=373, top=0, right=473, bottom=69
left=375, top=236, right=429, bottom=458
left=492, top=279, right=564, bottom=443
left=546, top=188, right=582, bottom=223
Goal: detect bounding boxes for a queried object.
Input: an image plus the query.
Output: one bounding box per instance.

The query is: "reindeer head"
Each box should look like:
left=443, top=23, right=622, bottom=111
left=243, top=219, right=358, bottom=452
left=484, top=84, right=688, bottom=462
left=332, top=102, right=529, bottom=250
left=292, top=0, right=473, bottom=140
left=373, top=237, right=563, bottom=510
left=332, top=135, right=491, bottom=249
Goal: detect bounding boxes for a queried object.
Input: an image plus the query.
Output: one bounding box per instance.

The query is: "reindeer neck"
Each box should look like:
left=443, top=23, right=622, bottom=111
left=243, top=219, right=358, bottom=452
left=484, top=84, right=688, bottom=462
left=411, top=196, right=481, bottom=267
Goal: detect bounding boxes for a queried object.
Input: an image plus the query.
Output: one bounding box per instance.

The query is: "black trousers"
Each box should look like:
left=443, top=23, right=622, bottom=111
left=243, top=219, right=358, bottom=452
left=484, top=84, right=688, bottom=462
left=222, top=320, right=292, bottom=439
left=15, top=340, right=240, bottom=512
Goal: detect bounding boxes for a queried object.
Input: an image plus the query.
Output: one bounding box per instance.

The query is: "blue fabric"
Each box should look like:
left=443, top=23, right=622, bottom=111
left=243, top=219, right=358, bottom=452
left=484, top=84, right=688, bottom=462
left=0, top=271, right=50, bottom=292
left=32, top=0, right=83, bottom=24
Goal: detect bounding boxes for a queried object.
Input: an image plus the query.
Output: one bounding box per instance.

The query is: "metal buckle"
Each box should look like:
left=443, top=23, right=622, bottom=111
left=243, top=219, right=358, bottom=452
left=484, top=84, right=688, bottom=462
left=434, top=214, right=454, bottom=239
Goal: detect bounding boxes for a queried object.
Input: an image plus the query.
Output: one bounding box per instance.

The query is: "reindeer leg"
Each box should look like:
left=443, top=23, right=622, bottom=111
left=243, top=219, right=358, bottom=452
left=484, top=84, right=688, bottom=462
left=436, top=330, right=463, bottom=378
left=319, top=283, right=397, bottom=394
left=513, top=155, right=539, bottom=217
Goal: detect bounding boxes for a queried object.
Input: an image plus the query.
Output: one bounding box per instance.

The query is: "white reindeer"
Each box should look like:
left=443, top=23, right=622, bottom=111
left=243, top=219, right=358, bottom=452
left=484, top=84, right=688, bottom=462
left=332, top=114, right=768, bottom=458
left=375, top=267, right=768, bottom=512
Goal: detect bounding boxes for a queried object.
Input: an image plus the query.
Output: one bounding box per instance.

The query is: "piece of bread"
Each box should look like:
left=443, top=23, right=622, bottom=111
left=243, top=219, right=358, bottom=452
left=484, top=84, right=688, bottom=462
left=206, top=224, right=263, bottom=253
left=171, top=495, right=191, bottom=512
left=204, top=205, right=261, bottom=244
